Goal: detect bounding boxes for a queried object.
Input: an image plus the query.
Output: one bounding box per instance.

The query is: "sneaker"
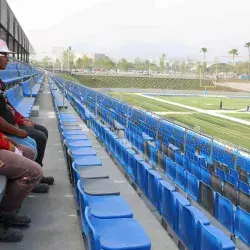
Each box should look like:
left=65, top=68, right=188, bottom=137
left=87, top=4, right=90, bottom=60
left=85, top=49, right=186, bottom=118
left=0, top=214, right=31, bottom=227
left=0, top=227, right=23, bottom=242
left=31, top=183, right=49, bottom=193
left=40, top=176, right=54, bottom=185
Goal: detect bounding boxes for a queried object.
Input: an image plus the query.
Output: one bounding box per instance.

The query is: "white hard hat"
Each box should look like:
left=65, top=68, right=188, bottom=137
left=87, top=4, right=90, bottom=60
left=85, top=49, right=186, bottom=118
left=0, top=39, right=14, bottom=54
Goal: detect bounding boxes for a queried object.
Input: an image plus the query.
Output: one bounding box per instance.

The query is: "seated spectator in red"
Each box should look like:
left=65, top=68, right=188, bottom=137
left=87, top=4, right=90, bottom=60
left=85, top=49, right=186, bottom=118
left=0, top=131, right=43, bottom=242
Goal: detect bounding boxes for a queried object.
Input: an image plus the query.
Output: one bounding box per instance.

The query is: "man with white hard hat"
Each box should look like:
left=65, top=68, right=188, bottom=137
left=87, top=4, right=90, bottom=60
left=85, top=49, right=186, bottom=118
left=0, top=39, right=55, bottom=193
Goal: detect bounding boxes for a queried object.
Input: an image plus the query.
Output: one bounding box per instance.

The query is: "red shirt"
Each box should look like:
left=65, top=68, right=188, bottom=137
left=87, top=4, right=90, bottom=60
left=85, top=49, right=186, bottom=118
left=0, top=80, right=25, bottom=125
left=0, top=132, right=10, bottom=150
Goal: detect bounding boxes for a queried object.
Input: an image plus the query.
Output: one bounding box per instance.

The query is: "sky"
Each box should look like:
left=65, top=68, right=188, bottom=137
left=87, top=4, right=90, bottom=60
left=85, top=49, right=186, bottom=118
left=7, top=0, right=250, bottom=62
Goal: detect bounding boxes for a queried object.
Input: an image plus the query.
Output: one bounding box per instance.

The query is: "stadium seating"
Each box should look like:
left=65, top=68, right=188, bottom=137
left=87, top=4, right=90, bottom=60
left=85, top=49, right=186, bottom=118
left=50, top=75, right=243, bottom=249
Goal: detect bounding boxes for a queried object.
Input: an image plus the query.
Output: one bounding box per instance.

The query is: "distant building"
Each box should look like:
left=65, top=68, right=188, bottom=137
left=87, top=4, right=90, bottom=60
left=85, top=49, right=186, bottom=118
left=74, top=52, right=107, bottom=62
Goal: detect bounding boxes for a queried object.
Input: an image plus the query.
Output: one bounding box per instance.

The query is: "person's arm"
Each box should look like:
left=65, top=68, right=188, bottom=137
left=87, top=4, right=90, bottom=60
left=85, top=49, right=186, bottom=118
left=0, top=117, right=28, bottom=138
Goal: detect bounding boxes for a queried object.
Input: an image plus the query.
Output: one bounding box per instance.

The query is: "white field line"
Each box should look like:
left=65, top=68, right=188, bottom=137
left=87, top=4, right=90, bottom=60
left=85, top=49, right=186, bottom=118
left=136, top=94, right=250, bottom=126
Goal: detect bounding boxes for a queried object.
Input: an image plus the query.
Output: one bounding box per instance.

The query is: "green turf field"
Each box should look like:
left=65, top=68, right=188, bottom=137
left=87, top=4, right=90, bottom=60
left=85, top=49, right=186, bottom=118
left=224, top=112, right=250, bottom=121
left=109, top=93, right=190, bottom=112
left=163, top=113, right=250, bottom=149
left=157, top=96, right=250, bottom=110
left=108, top=92, right=250, bottom=149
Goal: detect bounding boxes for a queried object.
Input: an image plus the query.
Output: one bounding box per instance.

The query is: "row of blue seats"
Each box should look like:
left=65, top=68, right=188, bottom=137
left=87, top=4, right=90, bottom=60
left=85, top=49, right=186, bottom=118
left=59, top=80, right=237, bottom=250
left=59, top=76, right=250, bottom=173
left=22, top=79, right=41, bottom=97
left=0, top=62, right=41, bottom=85
left=124, top=126, right=250, bottom=246
left=50, top=84, right=68, bottom=109
left=49, top=81, right=152, bottom=250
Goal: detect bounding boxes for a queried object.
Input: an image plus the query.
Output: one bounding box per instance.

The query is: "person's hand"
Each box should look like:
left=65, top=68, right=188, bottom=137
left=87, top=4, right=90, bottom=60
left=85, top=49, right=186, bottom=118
left=8, top=142, right=15, bottom=152
left=23, top=120, right=34, bottom=127
left=16, top=129, right=28, bottom=138
left=7, top=139, right=23, bottom=153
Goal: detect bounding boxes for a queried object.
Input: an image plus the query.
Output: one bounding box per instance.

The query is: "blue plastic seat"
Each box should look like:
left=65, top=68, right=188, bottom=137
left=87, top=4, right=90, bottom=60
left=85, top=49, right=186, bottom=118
left=180, top=205, right=210, bottom=250
left=136, top=161, right=152, bottom=193
left=66, top=140, right=92, bottom=148
left=238, top=181, right=250, bottom=194
left=190, top=160, right=201, bottom=179
left=183, top=155, right=190, bottom=172
left=175, top=164, right=186, bottom=190
left=196, top=221, right=235, bottom=250
left=73, top=155, right=102, bottom=167
left=85, top=207, right=151, bottom=250
left=214, top=192, right=234, bottom=233
left=200, top=166, right=211, bottom=186
left=165, top=156, right=176, bottom=181
left=71, top=147, right=97, bottom=157
left=226, top=174, right=238, bottom=189
left=174, top=193, right=191, bottom=235
left=77, top=180, right=133, bottom=234
left=216, top=168, right=226, bottom=182
left=146, top=170, right=162, bottom=210
left=159, top=180, right=176, bottom=228
left=185, top=171, right=199, bottom=202
left=235, top=206, right=250, bottom=246
left=129, top=154, right=143, bottom=182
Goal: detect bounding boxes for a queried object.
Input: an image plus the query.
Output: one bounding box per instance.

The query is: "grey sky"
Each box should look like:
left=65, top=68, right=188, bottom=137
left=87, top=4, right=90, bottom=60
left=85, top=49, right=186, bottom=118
left=7, top=0, right=250, bottom=62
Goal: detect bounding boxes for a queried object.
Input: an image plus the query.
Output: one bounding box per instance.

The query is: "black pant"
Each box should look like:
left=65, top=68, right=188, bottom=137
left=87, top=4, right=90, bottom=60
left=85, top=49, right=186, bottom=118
left=20, top=124, right=48, bottom=166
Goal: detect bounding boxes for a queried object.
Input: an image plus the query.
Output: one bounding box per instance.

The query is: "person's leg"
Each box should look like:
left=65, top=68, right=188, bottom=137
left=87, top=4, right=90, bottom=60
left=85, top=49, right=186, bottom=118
left=19, top=126, right=46, bottom=166
left=33, top=124, right=48, bottom=139
left=0, top=150, right=43, bottom=214
left=20, top=125, right=54, bottom=188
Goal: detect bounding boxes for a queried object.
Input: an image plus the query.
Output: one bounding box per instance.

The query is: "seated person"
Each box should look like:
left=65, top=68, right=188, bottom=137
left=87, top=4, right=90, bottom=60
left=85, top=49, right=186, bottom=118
left=0, top=132, right=43, bottom=242
left=0, top=40, right=54, bottom=193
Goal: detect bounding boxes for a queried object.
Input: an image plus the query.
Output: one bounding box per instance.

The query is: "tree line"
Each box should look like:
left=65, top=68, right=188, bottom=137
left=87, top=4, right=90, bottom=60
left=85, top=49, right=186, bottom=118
left=31, top=42, right=250, bottom=76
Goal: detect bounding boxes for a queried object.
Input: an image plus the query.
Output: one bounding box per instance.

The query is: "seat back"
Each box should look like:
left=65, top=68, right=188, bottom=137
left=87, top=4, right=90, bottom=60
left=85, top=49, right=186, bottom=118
left=214, top=192, right=234, bottom=233
left=181, top=205, right=210, bottom=250
left=84, top=207, right=102, bottom=250
left=199, top=181, right=214, bottom=215
left=196, top=221, right=235, bottom=250
left=159, top=180, right=176, bottom=228
left=186, top=171, right=199, bottom=202
left=211, top=173, right=222, bottom=194
left=226, top=174, right=237, bottom=189
left=238, top=181, right=249, bottom=194
left=235, top=206, right=250, bottom=246
left=165, top=156, right=176, bottom=181
left=223, top=180, right=237, bottom=206
left=190, top=160, right=201, bottom=179
left=174, top=193, right=191, bottom=236
left=136, top=161, right=152, bottom=193
left=216, top=167, right=226, bottom=182
left=175, top=164, right=186, bottom=190
left=147, top=170, right=162, bottom=210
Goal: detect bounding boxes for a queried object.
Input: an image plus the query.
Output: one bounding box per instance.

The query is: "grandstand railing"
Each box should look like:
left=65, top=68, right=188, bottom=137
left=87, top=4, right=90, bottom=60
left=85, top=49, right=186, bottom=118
left=51, top=74, right=250, bottom=172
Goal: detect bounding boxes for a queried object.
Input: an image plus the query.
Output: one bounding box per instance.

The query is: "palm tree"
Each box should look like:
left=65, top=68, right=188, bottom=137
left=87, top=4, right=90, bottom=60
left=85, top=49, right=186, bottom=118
left=200, top=48, right=207, bottom=76
left=245, top=42, right=250, bottom=79
left=228, top=49, right=238, bottom=66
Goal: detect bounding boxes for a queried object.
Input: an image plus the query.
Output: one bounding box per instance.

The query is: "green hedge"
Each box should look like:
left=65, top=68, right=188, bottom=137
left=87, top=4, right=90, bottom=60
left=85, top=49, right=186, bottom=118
left=73, top=75, right=236, bottom=91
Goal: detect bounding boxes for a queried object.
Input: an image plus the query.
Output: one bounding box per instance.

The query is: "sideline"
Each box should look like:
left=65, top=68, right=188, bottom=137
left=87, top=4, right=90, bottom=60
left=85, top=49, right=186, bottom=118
left=137, top=93, right=250, bottom=126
